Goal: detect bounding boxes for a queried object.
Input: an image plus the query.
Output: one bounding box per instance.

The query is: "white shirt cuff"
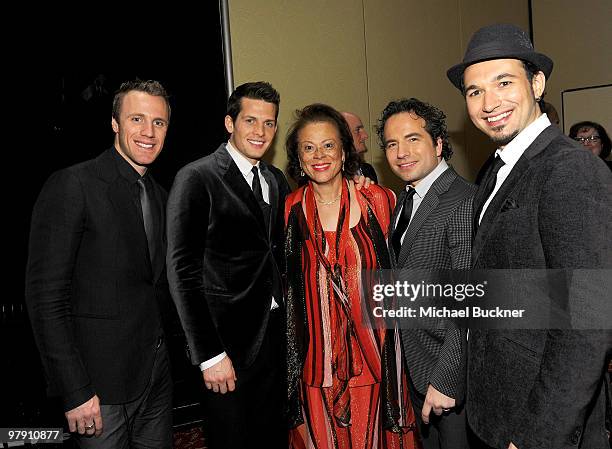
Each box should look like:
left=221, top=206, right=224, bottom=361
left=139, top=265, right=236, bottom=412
left=199, top=352, right=227, bottom=371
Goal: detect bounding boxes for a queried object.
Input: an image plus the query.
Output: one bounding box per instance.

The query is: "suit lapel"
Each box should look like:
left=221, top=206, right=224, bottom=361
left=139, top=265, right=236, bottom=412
left=261, top=162, right=278, bottom=239
left=396, top=167, right=457, bottom=267
left=472, top=125, right=558, bottom=266
left=472, top=158, right=496, bottom=228
left=472, top=156, right=530, bottom=265
left=149, top=177, right=166, bottom=282
left=397, top=191, right=439, bottom=267
left=388, top=188, right=406, bottom=265
left=215, top=145, right=268, bottom=237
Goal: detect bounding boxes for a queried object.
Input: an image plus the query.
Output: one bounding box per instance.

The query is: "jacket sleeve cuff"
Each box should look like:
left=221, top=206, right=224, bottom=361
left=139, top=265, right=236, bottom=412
left=62, top=384, right=95, bottom=412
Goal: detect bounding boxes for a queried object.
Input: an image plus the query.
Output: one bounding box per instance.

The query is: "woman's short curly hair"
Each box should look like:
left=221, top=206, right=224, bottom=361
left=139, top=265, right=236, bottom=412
left=286, top=103, right=360, bottom=184
left=375, top=97, right=453, bottom=160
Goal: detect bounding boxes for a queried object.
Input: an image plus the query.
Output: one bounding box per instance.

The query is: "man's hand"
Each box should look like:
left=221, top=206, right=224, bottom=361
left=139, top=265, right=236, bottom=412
left=421, top=385, right=456, bottom=424
left=65, top=395, right=103, bottom=437
left=203, top=356, right=237, bottom=394
left=353, top=175, right=374, bottom=190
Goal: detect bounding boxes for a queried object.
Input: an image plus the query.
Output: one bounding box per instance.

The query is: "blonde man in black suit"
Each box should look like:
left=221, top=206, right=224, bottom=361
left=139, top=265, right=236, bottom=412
left=26, top=80, right=174, bottom=448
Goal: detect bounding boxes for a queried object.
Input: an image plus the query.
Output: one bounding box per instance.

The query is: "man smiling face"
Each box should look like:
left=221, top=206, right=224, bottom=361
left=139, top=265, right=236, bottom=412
left=463, top=58, right=545, bottom=148
left=383, top=111, right=442, bottom=186
left=225, top=97, right=278, bottom=165
left=112, top=90, right=169, bottom=175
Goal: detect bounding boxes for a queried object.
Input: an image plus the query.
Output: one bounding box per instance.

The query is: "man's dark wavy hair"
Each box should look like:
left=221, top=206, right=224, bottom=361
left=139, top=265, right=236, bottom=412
left=376, top=97, right=453, bottom=160
left=226, top=81, right=280, bottom=121
left=286, top=103, right=360, bottom=184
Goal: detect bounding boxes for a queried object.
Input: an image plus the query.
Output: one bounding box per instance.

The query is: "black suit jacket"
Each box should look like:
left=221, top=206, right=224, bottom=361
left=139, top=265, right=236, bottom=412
left=359, top=161, right=378, bottom=184
left=390, top=167, right=475, bottom=402
left=25, top=148, right=171, bottom=411
left=166, top=144, right=290, bottom=369
left=468, top=125, right=612, bottom=448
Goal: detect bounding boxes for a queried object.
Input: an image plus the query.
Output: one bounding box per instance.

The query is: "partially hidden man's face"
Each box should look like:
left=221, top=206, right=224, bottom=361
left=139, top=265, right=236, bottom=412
left=463, top=58, right=545, bottom=148
left=112, top=91, right=169, bottom=175
left=225, top=98, right=277, bottom=165
left=342, top=112, right=369, bottom=154
left=383, top=112, right=442, bottom=186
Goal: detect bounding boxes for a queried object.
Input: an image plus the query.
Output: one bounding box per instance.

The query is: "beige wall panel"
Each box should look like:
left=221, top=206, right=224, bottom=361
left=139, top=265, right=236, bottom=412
left=364, top=0, right=466, bottom=191
left=228, top=0, right=530, bottom=190
left=228, top=0, right=369, bottom=184
left=532, top=0, right=612, bottom=133
left=365, top=1, right=529, bottom=189
left=562, top=86, right=612, bottom=144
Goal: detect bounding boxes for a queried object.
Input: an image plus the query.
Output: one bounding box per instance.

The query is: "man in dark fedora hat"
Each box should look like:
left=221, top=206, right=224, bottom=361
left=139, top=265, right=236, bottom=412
left=447, top=24, right=612, bottom=449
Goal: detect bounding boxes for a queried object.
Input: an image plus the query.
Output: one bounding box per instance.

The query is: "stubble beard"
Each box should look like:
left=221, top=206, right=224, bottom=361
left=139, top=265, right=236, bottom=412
left=489, top=126, right=519, bottom=147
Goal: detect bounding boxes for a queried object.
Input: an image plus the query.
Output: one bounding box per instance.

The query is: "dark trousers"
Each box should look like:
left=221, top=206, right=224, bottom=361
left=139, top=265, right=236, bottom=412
left=465, top=431, right=495, bottom=449
left=203, top=309, right=286, bottom=449
left=76, top=337, right=173, bottom=449
left=409, top=375, right=469, bottom=449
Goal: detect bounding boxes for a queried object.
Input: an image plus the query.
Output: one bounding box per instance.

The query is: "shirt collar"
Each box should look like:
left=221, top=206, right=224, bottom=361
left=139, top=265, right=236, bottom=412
left=409, top=158, right=449, bottom=198
left=496, top=113, right=551, bottom=164
left=111, top=146, right=145, bottom=183
left=226, top=141, right=260, bottom=177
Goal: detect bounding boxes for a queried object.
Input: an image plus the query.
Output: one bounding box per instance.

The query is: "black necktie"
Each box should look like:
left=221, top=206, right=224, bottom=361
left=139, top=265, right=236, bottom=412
left=392, top=187, right=416, bottom=260
left=252, top=166, right=281, bottom=305
left=138, top=177, right=157, bottom=265
left=252, top=166, right=271, bottom=232
left=475, top=155, right=505, bottom=228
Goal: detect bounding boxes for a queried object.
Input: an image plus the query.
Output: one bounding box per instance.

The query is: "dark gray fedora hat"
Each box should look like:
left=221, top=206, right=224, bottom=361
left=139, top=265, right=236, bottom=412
left=447, top=23, right=553, bottom=91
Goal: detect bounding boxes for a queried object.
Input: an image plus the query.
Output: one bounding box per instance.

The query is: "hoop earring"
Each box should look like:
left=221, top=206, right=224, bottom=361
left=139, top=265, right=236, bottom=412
left=300, top=169, right=305, bottom=177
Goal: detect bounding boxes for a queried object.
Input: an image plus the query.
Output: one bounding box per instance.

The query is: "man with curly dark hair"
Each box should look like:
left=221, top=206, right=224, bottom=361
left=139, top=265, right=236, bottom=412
left=377, top=97, right=475, bottom=449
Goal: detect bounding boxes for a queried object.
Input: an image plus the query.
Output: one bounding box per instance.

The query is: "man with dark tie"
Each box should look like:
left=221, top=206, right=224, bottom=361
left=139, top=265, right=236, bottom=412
left=447, top=23, right=612, bottom=448
left=166, top=81, right=289, bottom=449
left=25, top=80, right=174, bottom=448
left=378, top=97, right=474, bottom=449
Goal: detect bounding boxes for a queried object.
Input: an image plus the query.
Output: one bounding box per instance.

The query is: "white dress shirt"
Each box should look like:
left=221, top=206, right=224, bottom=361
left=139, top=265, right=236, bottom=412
left=395, top=159, right=449, bottom=244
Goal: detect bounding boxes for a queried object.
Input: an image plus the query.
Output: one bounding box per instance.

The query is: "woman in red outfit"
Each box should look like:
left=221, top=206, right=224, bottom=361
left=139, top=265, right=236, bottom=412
left=284, top=104, right=420, bottom=449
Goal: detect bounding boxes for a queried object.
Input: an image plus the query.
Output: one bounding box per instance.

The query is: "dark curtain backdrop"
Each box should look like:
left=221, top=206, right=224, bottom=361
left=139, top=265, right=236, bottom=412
left=4, top=8, right=228, bottom=430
